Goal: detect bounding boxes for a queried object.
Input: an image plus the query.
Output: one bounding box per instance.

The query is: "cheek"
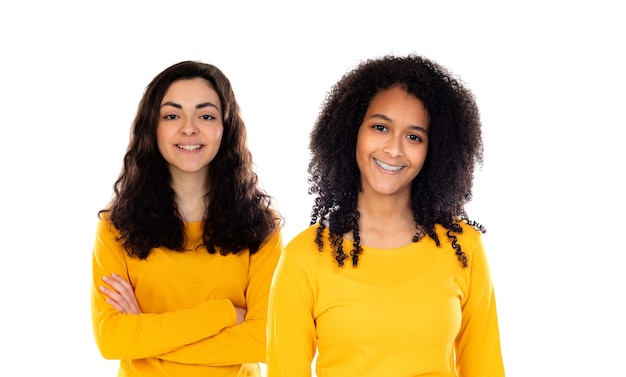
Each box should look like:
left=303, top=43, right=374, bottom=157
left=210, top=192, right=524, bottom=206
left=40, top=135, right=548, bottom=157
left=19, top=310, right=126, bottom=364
left=413, top=148, right=429, bottom=171
left=355, top=137, right=370, bottom=167
left=155, top=126, right=169, bottom=153
left=207, top=125, right=224, bottom=142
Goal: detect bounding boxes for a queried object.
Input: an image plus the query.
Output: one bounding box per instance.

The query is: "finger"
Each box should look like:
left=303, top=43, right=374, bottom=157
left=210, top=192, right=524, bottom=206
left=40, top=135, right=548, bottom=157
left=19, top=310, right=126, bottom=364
left=102, top=275, right=136, bottom=307
left=100, top=276, right=137, bottom=313
left=98, top=285, right=129, bottom=313
left=101, top=275, right=142, bottom=314
left=104, top=274, right=134, bottom=296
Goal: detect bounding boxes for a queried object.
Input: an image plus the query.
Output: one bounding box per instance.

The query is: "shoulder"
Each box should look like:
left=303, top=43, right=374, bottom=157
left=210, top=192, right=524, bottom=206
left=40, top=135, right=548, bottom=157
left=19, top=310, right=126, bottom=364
left=95, top=212, right=118, bottom=237
left=435, top=219, right=483, bottom=242
left=282, top=224, right=326, bottom=262
left=433, top=219, right=486, bottom=263
left=285, top=223, right=320, bottom=248
left=457, top=219, right=485, bottom=243
left=256, top=226, right=285, bottom=256
left=93, top=213, right=128, bottom=261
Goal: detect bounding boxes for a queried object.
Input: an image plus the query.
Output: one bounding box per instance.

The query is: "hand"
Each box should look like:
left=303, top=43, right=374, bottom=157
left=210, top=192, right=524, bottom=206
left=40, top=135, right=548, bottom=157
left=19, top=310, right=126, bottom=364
left=99, top=273, right=142, bottom=314
left=234, top=307, right=247, bottom=325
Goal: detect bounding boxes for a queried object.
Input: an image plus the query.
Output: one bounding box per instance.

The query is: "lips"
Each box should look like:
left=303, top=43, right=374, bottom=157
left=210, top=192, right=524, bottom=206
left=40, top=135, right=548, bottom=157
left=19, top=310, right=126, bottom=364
left=176, top=144, right=203, bottom=151
left=374, top=158, right=403, bottom=172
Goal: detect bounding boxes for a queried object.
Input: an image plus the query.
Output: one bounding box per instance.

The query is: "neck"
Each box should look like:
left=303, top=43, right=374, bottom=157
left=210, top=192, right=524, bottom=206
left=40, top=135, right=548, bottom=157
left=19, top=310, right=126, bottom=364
left=171, top=171, right=207, bottom=223
left=353, top=191, right=416, bottom=248
left=358, top=189, right=413, bottom=219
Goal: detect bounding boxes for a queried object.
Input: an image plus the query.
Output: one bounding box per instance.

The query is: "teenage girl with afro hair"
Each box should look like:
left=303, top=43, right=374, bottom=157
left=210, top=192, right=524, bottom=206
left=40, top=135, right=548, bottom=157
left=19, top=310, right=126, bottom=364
left=267, top=54, right=505, bottom=377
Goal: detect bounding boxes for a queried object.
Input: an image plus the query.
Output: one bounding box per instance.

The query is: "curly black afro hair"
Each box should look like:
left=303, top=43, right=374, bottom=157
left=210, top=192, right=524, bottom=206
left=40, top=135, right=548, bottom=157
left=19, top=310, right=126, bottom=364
left=308, top=54, right=485, bottom=268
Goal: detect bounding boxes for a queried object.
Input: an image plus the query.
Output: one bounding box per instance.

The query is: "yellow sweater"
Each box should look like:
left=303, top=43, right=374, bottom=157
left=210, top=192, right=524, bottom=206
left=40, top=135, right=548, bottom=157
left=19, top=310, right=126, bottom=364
left=91, top=217, right=283, bottom=377
left=267, top=222, right=504, bottom=377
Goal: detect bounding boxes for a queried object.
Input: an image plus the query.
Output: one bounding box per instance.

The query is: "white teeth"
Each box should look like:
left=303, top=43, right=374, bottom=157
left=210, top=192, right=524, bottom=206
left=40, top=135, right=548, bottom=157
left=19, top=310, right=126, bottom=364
left=177, top=144, right=202, bottom=151
left=375, top=158, right=403, bottom=172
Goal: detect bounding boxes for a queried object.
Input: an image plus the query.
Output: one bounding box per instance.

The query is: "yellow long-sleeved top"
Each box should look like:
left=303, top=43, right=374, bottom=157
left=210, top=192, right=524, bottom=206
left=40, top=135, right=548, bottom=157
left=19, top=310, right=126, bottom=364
left=267, top=222, right=504, bottom=377
left=91, top=216, right=283, bottom=377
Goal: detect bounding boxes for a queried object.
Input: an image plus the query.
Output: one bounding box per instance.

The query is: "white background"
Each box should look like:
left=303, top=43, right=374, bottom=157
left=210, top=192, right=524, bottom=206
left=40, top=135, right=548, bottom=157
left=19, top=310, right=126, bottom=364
left=1, top=1, right=624, bottom=376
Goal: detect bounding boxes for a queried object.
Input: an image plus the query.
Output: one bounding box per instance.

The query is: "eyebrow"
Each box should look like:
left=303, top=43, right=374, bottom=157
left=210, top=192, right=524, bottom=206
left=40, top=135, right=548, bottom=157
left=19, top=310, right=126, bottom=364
left=370, top=113, right=428, bottom=134
left=161, top=101, right=220, bottom=111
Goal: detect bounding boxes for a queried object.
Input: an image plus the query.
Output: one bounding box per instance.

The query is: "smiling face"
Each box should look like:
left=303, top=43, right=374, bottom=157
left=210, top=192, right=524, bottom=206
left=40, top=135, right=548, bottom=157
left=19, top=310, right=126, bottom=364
left=355, top=85, right=430, bottom=200
left=156, top=78, right=224, bottom=179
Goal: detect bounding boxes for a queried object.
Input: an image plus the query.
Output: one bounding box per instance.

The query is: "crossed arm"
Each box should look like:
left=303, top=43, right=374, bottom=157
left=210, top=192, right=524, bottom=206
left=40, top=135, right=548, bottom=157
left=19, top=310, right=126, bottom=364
left=99, top=273, right=247, bottom=324
left=91, top=218, right=284, bottom=364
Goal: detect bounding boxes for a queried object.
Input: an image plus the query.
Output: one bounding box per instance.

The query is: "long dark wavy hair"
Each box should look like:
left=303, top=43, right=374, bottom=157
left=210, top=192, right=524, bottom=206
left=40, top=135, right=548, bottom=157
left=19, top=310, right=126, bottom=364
left=308, top=54, right=485, bottom=268
left=99, top=61, right=281, bottom=259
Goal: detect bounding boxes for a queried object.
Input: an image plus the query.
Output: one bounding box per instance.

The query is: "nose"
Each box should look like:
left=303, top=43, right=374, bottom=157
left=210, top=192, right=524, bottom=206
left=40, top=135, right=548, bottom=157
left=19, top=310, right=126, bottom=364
left=181, top=117, right=198, bottom=136
left=383, top=135, right=403, bottom=157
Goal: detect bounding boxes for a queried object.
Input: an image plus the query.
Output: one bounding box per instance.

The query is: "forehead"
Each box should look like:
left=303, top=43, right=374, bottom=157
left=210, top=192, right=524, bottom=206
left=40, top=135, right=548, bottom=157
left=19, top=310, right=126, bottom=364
left=366, top=86, right=428, bottom=123
left=162, top=78, right=220, bottom=105
left=369, top=85, right=417, bottom=104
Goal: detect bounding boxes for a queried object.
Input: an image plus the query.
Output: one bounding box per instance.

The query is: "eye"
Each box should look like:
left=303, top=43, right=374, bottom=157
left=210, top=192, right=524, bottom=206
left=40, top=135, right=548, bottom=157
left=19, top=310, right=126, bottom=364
left=407, top=133, right=427, bottom=143
left=372, top=124, right=388, bottom=132
left=199, top=114, right=216, bottom=120
left=407, top=134, right=422, bottom=142
left=162, top=114, right=179, bottom=120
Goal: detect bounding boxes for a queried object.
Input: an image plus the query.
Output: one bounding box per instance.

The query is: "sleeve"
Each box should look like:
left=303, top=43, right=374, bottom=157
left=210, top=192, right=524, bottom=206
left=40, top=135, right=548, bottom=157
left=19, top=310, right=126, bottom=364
left=91, top=218, right=237, bottom=360
left=154, top=229, right=284, bottom=365
left=266, top=244, right=317, bottom=377
left=455, top=232, right=505, bottom=377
